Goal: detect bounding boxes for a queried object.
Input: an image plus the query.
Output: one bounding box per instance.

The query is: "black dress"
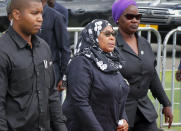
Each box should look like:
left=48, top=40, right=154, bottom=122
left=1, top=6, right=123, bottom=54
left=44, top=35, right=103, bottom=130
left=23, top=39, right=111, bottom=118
left=62, top=56, right=129, bottom=131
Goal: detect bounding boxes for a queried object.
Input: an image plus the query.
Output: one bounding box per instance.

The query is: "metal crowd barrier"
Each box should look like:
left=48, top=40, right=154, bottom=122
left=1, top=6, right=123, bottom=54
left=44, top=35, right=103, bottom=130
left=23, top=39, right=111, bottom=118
left=161, top=26, right=181, bottom=128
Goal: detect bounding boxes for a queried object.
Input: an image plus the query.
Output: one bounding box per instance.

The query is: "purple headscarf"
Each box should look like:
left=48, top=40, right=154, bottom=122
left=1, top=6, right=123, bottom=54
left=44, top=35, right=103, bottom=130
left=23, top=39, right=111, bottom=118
left=112, top=0, right=137, bottom=23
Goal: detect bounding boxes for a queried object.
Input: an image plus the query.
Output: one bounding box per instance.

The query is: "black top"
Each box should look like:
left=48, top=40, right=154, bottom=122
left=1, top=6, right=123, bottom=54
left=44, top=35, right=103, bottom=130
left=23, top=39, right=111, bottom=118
left=116, top=31, right=171, bottom=127
left=62, top=56, right=129, bottom=131
left=0, top=26, right=66, bottom=131
left=38, top=4, right=71, bottom=81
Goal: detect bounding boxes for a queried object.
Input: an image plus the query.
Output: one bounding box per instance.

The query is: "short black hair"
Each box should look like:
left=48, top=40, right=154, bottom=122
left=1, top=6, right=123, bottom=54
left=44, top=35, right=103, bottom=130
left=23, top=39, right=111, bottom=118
left=6, top=0, right=42, bottom=15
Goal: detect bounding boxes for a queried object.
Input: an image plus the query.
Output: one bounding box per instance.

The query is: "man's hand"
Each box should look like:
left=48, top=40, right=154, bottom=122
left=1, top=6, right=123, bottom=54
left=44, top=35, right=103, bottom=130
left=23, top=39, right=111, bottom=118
left=117, top=119, right=128, bottom=131
left=175, top=70, right=181, bottom=82
left=163, top=107, right=173, bottom=128
left=57, top=80, right=65, bottom=91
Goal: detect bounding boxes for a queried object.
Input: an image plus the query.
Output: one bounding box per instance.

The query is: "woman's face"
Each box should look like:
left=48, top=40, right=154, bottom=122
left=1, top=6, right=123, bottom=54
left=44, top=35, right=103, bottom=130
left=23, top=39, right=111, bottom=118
left=118, top=5, right=141, bottom=34
left=98, top=25, right=116, bottom=52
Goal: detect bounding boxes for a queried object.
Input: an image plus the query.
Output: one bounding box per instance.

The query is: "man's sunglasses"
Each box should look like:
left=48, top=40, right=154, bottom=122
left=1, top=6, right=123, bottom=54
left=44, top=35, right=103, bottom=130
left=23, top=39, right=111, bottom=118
left=124, top=14, right=142, bottom=20
left=101, top=31, right=116, bottom=37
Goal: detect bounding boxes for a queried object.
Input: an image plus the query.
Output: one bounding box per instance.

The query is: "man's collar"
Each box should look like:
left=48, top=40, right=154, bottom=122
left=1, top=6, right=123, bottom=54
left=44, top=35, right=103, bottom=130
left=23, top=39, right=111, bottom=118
left=8, top=26, right=40, bottom=48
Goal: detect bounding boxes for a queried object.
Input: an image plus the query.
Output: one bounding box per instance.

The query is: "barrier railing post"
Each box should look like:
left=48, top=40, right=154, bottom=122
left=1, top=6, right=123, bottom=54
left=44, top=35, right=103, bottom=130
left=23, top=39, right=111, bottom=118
left=161, top=26, right=181, bottom=127
left=74, top=31, right=79, bottom=55
left=147, top=30, right=151, bottom=43
left=171, top=32, right=177, bottom=112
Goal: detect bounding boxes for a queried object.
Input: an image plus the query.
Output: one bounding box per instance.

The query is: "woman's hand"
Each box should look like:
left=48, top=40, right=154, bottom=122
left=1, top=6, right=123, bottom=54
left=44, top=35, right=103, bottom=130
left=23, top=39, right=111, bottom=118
left=117, top=119, right=128, bottom=131
left=163, top=107, right=173, bottom=128
left=57, top=80, right=66, bottom=91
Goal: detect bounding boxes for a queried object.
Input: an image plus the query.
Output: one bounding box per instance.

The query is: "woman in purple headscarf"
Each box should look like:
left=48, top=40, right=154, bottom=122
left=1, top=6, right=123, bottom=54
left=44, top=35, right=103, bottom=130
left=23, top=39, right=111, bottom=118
left=112, top=0, right=173, bottom=130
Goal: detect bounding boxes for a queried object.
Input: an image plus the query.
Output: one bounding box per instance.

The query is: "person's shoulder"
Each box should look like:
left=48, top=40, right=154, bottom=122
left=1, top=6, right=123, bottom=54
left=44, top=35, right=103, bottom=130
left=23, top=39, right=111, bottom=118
left=138, top=35, right=150, bottom=45
left=54, top=2, right=67, bottom=12
left=70, top=55, right=93, bottom=68
left=0, top=31, right=12, bottom=51
left=45, top=5, right=62, bottom=18
left=71, top=55, right=90, bottom=63
left=138, top=35, right=147, bottom=42
left=47, top=5, right=64, bottom=17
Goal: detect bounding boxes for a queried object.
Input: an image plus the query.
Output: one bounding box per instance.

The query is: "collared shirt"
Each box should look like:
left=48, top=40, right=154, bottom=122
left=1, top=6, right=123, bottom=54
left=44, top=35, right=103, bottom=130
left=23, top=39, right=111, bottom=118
left=0, top=26, right=66, bottom=131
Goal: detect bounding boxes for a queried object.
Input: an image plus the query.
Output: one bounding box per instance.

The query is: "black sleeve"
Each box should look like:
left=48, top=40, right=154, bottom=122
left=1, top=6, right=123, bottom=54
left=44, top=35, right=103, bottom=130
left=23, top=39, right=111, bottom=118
left=0, top=52, right=9, bottom=131
left=54, top=15, right=71, bottom=80
left=145, top=38, right=171, bottom=107
left=149, top=68, right=171, bottom=107
left=119, top=102, right=128, bottom=122
left=67, top=56, right=104, bottom=131
left=119, top=79, right=128, bottom=122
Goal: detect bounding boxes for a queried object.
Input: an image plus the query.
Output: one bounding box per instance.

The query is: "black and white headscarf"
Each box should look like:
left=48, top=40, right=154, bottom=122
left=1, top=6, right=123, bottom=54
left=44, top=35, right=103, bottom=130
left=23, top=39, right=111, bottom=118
left=75, top=19, right=123, bottom=73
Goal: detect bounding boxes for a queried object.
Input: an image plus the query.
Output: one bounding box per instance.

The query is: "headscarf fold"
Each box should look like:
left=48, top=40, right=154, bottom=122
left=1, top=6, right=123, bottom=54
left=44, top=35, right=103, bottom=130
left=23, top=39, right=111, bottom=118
left=112, top=0, right=137, bottom=23
left=75, top=19, right=123, bottom=73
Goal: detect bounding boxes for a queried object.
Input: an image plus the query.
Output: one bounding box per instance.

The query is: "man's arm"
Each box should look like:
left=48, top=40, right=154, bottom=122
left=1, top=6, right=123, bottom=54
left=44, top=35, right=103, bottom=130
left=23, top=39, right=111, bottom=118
left=0, top=52, right=9, bottom=131
left=48, top=57, right=67, bottom=131
left=67, top=57, right=104, bottom=131
left=54, top=14, right=71, bottom=81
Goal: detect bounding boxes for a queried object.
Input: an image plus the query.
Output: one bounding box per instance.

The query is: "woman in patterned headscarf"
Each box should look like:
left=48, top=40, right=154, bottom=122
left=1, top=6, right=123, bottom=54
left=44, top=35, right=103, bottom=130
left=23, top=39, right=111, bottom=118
left=112, top=0, right=173, bottom=130
left=62, top=19, right=129, bottom=131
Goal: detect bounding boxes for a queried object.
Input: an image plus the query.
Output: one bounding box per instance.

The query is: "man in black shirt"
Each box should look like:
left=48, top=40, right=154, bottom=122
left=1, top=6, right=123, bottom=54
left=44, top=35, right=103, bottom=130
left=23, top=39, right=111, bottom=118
left=47, top=0, right=68, bottom=26
left=0, top=0, right=66, bottom=130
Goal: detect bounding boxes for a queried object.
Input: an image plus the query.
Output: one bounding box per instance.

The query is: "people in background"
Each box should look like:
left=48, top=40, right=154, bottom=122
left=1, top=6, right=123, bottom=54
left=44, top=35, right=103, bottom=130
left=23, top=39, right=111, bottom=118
left=112, top=0, right=173, bottom=130
left=176, top=60, right=181, bottom=81
left=62, top=19, right=129, bottom=131
left=0, top=0, right=66, bottom=130
left=47, top=0, right=68, bottom=26
left=38, top=0, right=71, bottom=103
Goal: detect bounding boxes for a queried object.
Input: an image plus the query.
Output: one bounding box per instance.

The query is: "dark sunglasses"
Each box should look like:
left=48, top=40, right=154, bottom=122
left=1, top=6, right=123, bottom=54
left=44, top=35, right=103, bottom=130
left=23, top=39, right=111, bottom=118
left=124, top=14, right=142, bottom=20
left=101, top=31, right=116, bottom=37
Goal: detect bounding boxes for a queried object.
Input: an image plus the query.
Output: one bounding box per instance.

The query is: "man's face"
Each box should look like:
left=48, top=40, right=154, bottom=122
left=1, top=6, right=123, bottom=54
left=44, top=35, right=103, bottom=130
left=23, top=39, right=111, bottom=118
left=18, top=1, right=43, bottom=35
left=47, top=0, right=55, bottom=7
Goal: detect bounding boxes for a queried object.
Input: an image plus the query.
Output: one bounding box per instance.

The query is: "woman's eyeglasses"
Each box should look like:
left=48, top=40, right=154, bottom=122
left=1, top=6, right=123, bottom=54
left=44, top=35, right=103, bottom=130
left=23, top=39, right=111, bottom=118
left=124, top=14, right=142, bottom=20
left=101, top=31, right=116, bottom=37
